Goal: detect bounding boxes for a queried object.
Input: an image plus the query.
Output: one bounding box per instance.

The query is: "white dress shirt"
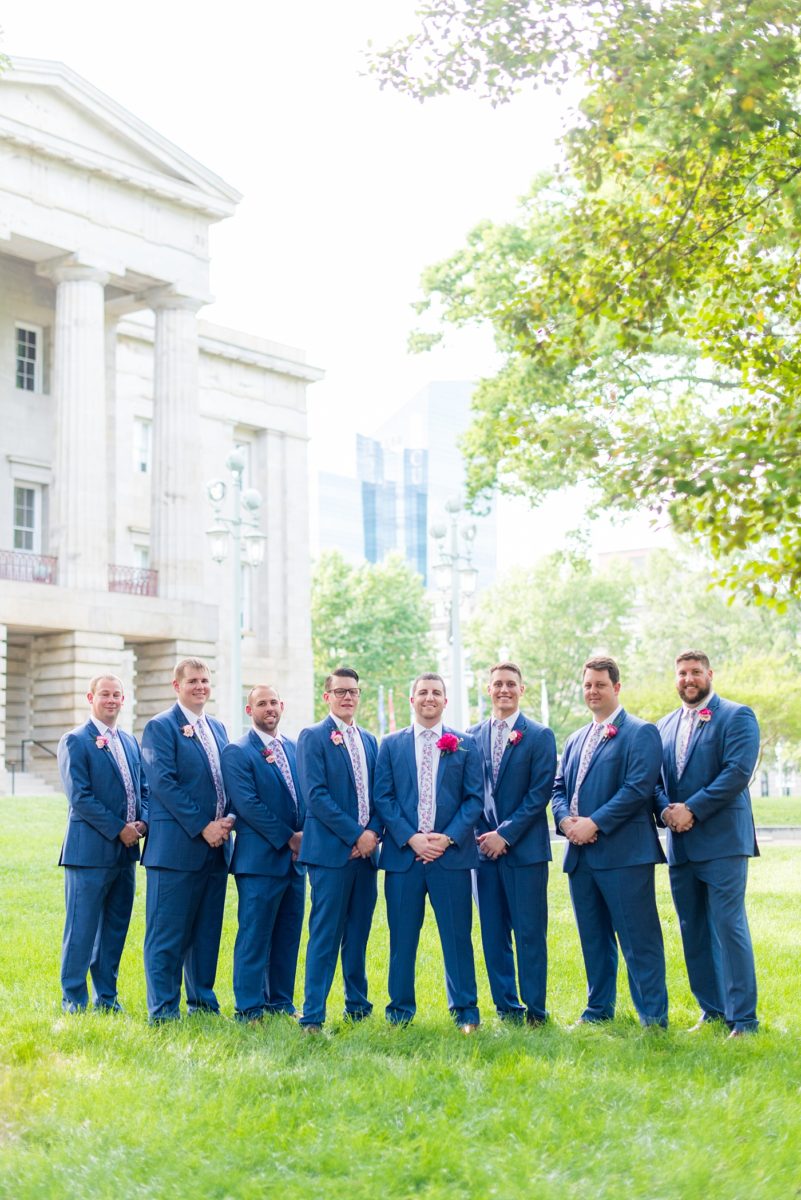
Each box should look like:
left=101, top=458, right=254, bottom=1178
left=178, top=703, right=223, bottom=777
left=331, top=714, right=370, bottom=804
left=413, top=720, right=443, bottom=826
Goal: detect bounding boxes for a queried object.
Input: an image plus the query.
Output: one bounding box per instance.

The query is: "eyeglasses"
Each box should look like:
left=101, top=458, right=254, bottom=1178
left=330, top=687, right=361, bottom=698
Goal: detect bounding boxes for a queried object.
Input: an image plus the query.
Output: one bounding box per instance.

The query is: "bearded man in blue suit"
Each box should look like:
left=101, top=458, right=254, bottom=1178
left=296, top=667, right=382, bottom=1032
left=58, top=674, right=148, bottom=1013
left=552, top=656, right=668, bottom=1028
left=656, top=650, right=760, bottom=1038
left=221, top=684, right=305, bottom=1021
left=374, top=673, right=485, bottom=1032
left=141, top=658, right=234, bottom=1022
left=469, top=662, right=556, bottom=1025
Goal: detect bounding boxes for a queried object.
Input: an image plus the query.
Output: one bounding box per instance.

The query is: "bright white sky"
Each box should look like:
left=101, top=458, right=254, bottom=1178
left=2, top=0, right=665, bottom=563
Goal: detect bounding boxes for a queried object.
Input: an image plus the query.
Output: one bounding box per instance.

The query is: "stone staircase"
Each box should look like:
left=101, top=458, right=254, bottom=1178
left=1, top=769, right=62, bottom=799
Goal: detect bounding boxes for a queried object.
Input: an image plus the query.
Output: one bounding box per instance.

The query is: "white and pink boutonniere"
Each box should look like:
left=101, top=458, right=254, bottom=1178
left=507, top=730, right=523, bottom=747
left=330, top=730, right=344, bottom=747
left=181, top=724, right=195, bottom=738
left=697, top=708, right=712, bottom=723
left=95, top=735, right=109, bottom=750
left=261, top=748, right=277, bottom=764
left=603, top=724, right=618, bottom=739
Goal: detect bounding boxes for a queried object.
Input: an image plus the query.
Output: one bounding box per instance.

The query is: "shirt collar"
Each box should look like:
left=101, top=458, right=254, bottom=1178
left=331, top=714, right=357, bottom=734
left=414, top=721, right=443, bottom=740
left=592, top=705, right=623, bottom=728
left=91, top=716, right=117, bottom=737
left=178, top=703, right=205, bottom=726
left=682, top=692, right=715, bottom=715
left=254, top=728, right=284, bottom=748
left=492, top=710, right=520, bottom=730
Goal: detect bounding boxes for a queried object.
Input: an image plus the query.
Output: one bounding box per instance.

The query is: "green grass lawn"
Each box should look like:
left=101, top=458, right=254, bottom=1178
left=752, top=794, right=801, bottom=826
left=1, top=798, right=800, bottom=1200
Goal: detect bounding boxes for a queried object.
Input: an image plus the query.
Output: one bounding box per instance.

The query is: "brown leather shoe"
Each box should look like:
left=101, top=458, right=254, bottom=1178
left=460, top=1022, right=479, bottom=1035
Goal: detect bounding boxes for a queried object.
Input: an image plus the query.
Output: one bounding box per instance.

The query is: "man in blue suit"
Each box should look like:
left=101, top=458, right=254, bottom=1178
left=656, top=650, right=760, bottom=1038
left=221, top=684, right=305, bottom=1021
left=552, top=656, right=668, bottom=1027
left=58, top=674, right=148, bottom=1013
left=469, top=662, right=556, bottom=1025
left=296, top=667, right=381, bottom=1032
left=141, top=658, right=234, bottom=1022
left=374, top=673, right=485, bottom=1032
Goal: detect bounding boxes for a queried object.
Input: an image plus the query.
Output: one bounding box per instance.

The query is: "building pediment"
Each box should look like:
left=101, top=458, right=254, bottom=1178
left=0, top=57, right=241, bottom=219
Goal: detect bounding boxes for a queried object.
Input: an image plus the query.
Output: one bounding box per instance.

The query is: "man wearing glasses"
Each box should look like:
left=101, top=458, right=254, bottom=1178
left=296, top=667, right=382, bottom=1031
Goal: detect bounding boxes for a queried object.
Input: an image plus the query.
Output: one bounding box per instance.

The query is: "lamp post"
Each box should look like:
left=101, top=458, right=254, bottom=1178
left=430, top=497, right=478, bottom=729
left=205, top=448, right=266, bottom=735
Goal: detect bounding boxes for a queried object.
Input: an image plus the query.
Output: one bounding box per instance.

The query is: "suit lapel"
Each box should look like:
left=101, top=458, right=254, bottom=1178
left=682, top=694, right=717, bottom=774
left=174, top=703, right=216, bottom=788
left=403, top=726, right=419, bottom=803
left=86, top=720, right=125, bottom=789
left=328, top=716, right=358, bottom=794
left=582, top=710, right=625, bottom=783
left=494, top=714, right=524, bottom=793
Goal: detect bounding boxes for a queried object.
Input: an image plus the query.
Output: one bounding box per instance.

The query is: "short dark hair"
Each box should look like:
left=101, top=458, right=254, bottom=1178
left=324, top=666, right=360, bottom=691
left=675, top=650, right=711, bottom=669
left=583, top=656, right=620, bottom=686
left=411, top=672, right=447, bottom=696
left=489, top=662, right=523, bottom=682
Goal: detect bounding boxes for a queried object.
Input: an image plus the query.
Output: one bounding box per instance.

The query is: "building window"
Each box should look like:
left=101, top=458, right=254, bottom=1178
left=15, top=324, right=42, bottom=392
left=134, top=544, right=150, bottom=569
left=13, top=484, right=42, bottom=552
left=133, top=418, right=152, bottom=474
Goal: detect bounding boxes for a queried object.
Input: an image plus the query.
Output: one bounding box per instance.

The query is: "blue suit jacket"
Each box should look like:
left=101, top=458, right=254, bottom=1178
left=552, top=710, right=665, bottom=874
left=58, top=720, right=149, bottom=867
left=296, top=716, right=381, bottom=868
left=222, top=729, right=305, bottom=877
left=141, top=704, right=232, bottom=872
left=655, top=693, right=760, bottom=864
left=374, top=725, right=484, bottom=872
left=468, top=713, right=556, bottom=866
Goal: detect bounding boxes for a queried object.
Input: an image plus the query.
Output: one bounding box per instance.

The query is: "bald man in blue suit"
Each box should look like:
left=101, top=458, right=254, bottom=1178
left=141, top=658, right=234, bottom=1022
left=656, top=650, right=760, bottom=1038
left=58, top=674, right=148, bottom=1013
left=553, top=656, right=667, bottom=1028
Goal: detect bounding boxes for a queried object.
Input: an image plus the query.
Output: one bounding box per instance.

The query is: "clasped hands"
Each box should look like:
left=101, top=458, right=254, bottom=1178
left=560, top=816, right=599, bottom=845
left=119, top=821, right=148, bottom=847
left=662, top=803, right=694, bottom=833
left=408, top=832, right=451, bottom=862
left=202, top=816, right=236, bottom=848
left=349, top=829, right=380, bottom=859
left=476, top=831, right=509, bottom=860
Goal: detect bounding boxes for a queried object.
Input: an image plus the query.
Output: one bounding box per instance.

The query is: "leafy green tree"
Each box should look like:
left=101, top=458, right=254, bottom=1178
left=466, top=550, right=635, bottom=748
left=371, top=1, right=801, bottom=603
left=311, top=551, right=435, bottom=730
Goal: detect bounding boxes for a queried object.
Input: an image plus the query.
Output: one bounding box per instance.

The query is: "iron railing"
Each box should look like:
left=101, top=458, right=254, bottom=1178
left=0, top=550, right=57, bottom=584
left=108, top=565, right=159, bottom=596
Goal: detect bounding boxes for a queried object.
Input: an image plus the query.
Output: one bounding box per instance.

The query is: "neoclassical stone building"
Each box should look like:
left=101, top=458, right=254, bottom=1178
left=0, top=57, right=320, bottom=789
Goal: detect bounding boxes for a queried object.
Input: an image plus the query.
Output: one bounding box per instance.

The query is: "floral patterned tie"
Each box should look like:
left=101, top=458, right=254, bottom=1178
left=570, top=722, right=604, bottom=816
left=196, top=716, right=226, bottom=819
left=345, top=725, right=369, bottom=826
left=270, top=738, right=298, bottom=816
left=108, top=728, right=137, bottom=823
left=676, top=708, right=698, bottom=779
left=418, top=728, right=437, bottom=833
left=491, top=719, right=508, bottom=784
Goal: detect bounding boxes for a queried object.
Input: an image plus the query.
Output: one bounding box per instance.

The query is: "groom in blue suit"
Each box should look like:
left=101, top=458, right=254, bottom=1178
left=221, top=684, right=306, bottom=1021
left=141, top=658, right=234, bottom=1021
left=58, top=674, right=148, bottom=1012
left=296, top=667, right=382, bottom=1031
left=469, top=662, right=556, bottom=1024
left=374, top=673, right=485, bottom=1031
left=552, top=656, right=668, bottom=1027
left=656, top=650, right=760, bottom=1037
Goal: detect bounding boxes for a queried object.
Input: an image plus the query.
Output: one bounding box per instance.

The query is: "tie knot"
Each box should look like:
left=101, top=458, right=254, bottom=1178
left=494, top=719, right=507, bottom=731
left=422, top=728, right=437, bottom=741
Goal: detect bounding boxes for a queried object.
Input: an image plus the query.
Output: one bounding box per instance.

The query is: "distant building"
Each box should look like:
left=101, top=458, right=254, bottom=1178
left=317, top=381, right=497, bottom=589
left=0, top=58, right=320, bottom=790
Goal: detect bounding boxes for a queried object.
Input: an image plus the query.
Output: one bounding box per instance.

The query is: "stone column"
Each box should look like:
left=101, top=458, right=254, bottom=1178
left=39, top=260, right=110, bottom=590
left=149, top=292, right=205, bottom=601
left=133, top=639, right=218, bottom=737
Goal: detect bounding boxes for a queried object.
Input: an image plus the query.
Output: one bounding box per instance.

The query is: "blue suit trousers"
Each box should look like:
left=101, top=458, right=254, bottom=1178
left=61, top=864, right=136, bottom=1009
left=569, top=857, right=668, bottom=1026
left=143, top=863, right=228, bottom=1020
left=233, top=872, right=305, bottom=1018
left=385, top=860, right=479, bottom=1026
left=669, top=855, right=757, bottom=1031
left=300, top=859, right=377, bottom=1026
left=474, top=858, right=548, bottom=1021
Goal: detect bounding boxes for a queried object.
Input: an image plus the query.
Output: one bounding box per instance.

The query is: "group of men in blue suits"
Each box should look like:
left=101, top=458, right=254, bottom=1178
left=57, top=649, right=761, bottom=1038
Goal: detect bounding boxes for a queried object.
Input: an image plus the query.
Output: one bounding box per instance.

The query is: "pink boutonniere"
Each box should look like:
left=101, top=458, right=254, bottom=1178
left=697, top=708, right=712, bottom=723
left=507, top=730, right=523, bottom=747
left=330, top=730, right=344, bottom=746
left=261, top=748, right=277, bottom=764
left=437, top=733, right=461, bottom=754
left=95, top=735, right=109, bottom=750
left=181, top=724, right=195, bottom=738
left=603, top=724, right=618, bottom=739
